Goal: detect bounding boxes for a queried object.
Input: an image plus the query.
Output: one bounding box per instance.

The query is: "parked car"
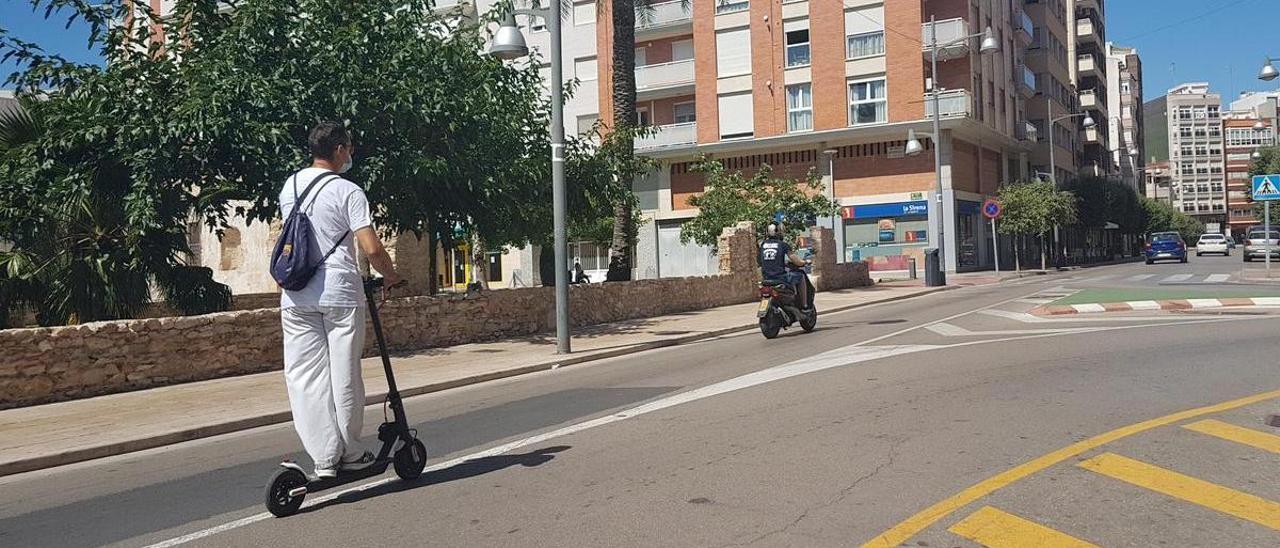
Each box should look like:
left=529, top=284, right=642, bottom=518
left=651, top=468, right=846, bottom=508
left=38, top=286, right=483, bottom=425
left=1243, top=228, right=1280, bottom=262
left=1195, top=233, right=1229, bottom=256
left=1144, top=232, right=1187, bottom=264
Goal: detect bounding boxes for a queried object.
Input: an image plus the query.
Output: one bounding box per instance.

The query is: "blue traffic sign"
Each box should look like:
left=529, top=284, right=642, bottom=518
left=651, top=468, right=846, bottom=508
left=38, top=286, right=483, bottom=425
left=981, top=199, right=1002, bottom=219
left=1252, top=174, right=1280, bottom=201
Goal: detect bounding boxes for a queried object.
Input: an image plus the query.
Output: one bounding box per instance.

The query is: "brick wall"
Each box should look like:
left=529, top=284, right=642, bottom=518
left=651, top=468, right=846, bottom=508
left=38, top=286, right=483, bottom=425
left=750, top=0, right=785, bottom=139
left=885, top=0, right=925, bottom=122
left=693, top=0, right=720, bottom=143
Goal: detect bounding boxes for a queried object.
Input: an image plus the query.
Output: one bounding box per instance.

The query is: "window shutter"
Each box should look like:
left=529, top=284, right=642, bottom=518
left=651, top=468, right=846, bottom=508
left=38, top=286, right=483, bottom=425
left=716, top=27, right=752, bottom=77
left=718, top=93, right=754, bottom=138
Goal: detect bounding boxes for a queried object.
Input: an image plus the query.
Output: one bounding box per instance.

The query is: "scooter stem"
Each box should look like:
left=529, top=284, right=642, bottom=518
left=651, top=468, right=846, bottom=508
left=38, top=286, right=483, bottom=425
left=365, top=284, right=408, bottom=426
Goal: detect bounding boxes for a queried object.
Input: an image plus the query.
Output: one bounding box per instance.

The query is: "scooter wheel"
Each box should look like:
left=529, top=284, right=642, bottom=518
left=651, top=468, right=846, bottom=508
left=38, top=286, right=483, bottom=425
left=394, top=439, right=428, bottom=480
left=265, top=467, right=307, bottom=517
left=800, top=311, right=817, bottom=332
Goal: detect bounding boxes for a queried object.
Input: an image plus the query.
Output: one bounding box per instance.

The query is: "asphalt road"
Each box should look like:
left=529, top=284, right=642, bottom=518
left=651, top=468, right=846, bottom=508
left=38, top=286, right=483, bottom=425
left=2, top=264, right=1278, bottom=547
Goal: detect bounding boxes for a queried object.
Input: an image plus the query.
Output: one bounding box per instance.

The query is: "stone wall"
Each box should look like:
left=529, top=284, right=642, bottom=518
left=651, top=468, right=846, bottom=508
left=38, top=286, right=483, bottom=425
left=0, top=222, right=869, bottom=409
left=808, top=227, right=874, bottom=292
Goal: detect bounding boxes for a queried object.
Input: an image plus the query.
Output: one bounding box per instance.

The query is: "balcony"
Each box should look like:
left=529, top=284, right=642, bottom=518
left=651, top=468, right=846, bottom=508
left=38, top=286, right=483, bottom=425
left=924, top=89, right=971, bottom=118
left=1077, top=54, right=1100, bottom=78
left=1075, top=17, right=1101, bottom=44
left=1013, top=9, right=1033, bottom=45
left=635, top=122, right=697, bottom=151
left=1017, top=65, right=1036, bottom=98
left=1079, top=88, right=1099, bottom=109
left=635, top=59, right=696, bottom=97
left=1083, top=126, right=1103, bottom=144
left=432, top=0, right=469, bottom=13
left=921, top=18, right=973, bottom=61
left=1017, top=121, right=1038, bottom=142
left=715, top=0, right=749, bottom=15
left=636, top=0, right=692, bottom=38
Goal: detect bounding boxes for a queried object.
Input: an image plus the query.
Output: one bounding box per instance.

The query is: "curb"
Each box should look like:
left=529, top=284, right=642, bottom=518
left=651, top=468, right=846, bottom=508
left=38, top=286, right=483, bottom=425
left=1033, top=296, right=1280, bottom=316
left=0, top=285, right=955, bottom=478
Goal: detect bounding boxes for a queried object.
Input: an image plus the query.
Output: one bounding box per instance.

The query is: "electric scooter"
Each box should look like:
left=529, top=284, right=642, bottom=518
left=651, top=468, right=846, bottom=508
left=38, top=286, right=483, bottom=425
left=264, top=277, right=428, bottom=518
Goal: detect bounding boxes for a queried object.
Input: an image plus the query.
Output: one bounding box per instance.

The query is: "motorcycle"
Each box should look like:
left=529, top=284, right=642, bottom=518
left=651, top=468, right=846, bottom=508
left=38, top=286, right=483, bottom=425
left=756, top=268, right=816, bottom=339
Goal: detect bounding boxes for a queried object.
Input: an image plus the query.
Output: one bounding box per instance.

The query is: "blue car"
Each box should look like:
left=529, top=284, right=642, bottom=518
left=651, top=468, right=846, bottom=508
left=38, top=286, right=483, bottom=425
left=1144, top=232, right=1188, bottom=264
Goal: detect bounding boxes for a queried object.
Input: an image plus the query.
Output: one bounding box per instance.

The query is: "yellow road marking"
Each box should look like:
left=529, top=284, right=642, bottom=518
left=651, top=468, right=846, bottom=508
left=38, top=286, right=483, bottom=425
left=1079, top=452, right=1280, bottom=530
left=861, top=389, right=1280, bottom=547
left=1183, top=419, right=1280, bottom=454
left=948, top=506, right=1097, bottom=548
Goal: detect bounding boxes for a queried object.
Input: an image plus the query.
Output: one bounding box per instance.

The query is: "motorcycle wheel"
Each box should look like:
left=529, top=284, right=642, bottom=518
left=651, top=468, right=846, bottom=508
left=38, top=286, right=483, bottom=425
left=759, top=312, right=781, bottom=339
left=800, top=309, right=817, bottom=332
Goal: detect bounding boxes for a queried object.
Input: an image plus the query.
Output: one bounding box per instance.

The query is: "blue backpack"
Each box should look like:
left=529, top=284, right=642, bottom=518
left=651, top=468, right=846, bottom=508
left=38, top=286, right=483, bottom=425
left=270, top=171, right=348, bottom=291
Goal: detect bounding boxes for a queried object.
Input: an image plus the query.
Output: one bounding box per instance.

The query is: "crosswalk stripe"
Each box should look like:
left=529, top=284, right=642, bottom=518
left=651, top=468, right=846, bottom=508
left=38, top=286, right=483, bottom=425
left=1162, top=274, right=1193, bottom=282
left=1183, top=419, right=1280, bottom=454
left=1204, top=274, right=1231, bottom=283
left=948, top=506, right=1097, bottom=548
left=1127, top=274, right=1154, bottom=281
left=1078, top=453, right=1280, bottom=530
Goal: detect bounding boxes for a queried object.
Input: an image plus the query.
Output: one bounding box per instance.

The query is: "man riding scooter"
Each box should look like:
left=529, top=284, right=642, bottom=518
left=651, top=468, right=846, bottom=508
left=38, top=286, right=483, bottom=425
left=759, top=223, right=813, bottom=313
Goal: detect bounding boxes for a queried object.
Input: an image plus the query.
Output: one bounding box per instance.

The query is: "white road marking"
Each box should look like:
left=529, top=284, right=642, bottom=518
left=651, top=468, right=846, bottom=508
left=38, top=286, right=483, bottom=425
left=924, top=322, right=1099, bottom=337
left=1186, top=299, right=1222, bottom=309
left=1204, top=274, right=1231, bottom=283
left=1089, top=275, right=1113, bottom=281
left=978, top=309, right=1208, bottom=323
left=1162, top=274, right=1194, bottom=282
left=1127, top=274, right=1154, bottom=281
left=1253, top=297, right=1280, bottom=306
left=1072, top=303, right=1107, bottom=314
left=1015, top=298, right=1055, bottom=305
left=1129, top=300, right=1163, bottom=311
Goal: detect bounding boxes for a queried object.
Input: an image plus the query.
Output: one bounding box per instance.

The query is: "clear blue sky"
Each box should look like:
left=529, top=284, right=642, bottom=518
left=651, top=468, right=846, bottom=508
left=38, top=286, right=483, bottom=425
left=3, top=0, right=1279, bottom=103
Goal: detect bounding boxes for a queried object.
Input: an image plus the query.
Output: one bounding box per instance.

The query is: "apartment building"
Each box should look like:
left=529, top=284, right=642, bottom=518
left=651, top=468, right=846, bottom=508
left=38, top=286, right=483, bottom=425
left=1105, top=42, right=1142, bottom=191
left=1024, top=0, right=1077, bottom=181
left=1165, top=83, right=1226, bottom=233
left=1067, top=0, right=1109, bottom=175
left=590, top=0, right=1038, bottom=276
left=1143, top=160, right=1172, bottom=203
left=1223, top=91, right=1279, bottom=238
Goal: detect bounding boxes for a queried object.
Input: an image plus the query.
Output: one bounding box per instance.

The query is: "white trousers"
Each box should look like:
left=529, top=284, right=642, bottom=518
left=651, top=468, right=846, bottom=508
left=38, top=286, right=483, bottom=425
left=281, top=305, right=367, bottom=469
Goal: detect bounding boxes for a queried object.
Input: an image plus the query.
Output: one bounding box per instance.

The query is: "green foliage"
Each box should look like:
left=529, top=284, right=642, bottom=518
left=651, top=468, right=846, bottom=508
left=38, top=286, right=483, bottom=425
left=1248, top=146, right=1280, bottom=223
left=996, top=180, right=1077, bottom=237
left=680, top=157, right=839, bottom=247
left=1142, top=197, right=1204, bottom=242
left=1061, top=175, right=1146, bottom=234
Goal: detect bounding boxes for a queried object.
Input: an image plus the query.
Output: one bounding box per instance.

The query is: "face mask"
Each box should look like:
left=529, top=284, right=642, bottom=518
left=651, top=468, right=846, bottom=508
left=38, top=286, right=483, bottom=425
left=340, top=158, right=353, bottom=174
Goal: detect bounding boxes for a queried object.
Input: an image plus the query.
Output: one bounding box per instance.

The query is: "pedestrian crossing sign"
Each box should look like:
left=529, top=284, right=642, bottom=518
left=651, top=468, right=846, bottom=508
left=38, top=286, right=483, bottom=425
left=1252, top=174, right=1280, bottom=201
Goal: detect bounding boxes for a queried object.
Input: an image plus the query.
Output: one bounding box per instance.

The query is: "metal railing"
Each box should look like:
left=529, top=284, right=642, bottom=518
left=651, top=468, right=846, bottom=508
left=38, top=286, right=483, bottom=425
left=637, top=0, right=692, bottom=30
left=924, top=89, right=971, bottom=118
left=921, top=17, right=969, bottom=48
left=715, top=0, right=749, bottom=15
left=635, top=59, right=695, bottom=91
left=635, top=122, right=698, bottom=150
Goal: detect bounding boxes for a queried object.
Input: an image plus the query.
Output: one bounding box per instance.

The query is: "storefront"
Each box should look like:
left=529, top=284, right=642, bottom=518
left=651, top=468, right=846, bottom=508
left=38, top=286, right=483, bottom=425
left=841, top=201, right=930, bottom=271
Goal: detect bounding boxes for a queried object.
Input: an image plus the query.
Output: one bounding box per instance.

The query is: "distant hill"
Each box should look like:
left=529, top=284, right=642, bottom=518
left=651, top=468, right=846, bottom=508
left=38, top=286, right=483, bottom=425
left=1143, top=96, right=1168, bottom=163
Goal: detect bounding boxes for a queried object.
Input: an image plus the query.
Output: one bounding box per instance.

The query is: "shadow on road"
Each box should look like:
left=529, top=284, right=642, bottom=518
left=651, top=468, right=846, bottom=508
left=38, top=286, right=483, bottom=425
left=299, top=445, right=571, bottom=514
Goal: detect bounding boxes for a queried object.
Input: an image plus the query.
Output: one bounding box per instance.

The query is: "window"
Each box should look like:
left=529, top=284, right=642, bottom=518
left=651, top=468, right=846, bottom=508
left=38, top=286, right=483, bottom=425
left=718, top=92, right=754, bottom=139
left=574, top=56, right=597, bottom=81
left=786, top=84, right=813, bottom=132
left=576, top=115, right=599, bottom=136
left=844, top=6, right=885, bottom=58
left=636, top=107, right=651, bottom=127
left=673, top=102, right=696, bottom=124
left=848, top=78, right=886, bottom=125
left=1121, top=82, right=1131, bottom=94
left=573, top=1, right=595, bottom=25
left=716, top=0, right=749, bottom=14
left=716, top=28, right=751, bottom=77
left=672, top=39, right=694, bottom=62
left=784, top=20, right=810, bottom=68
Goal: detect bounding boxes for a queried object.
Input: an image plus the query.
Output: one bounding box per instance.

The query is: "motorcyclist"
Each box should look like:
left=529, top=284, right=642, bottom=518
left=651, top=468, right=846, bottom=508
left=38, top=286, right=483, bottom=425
left=759, top=223, right=811, bottom=313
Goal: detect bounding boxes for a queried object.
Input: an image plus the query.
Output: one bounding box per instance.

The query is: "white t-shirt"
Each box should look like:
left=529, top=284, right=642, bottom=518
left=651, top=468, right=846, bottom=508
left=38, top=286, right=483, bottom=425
left=278, top=167, right=372, bottom=309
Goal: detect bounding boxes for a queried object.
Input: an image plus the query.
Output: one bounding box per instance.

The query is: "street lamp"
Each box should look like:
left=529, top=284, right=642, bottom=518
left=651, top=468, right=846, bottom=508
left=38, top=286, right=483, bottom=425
left=1043, top=96, right=1094, bottom=268
left=491, top=5, right=571, bottom=354
left=906, top=19, right=998, bottom=286
left=1259, top=57, right=1279, bottom=82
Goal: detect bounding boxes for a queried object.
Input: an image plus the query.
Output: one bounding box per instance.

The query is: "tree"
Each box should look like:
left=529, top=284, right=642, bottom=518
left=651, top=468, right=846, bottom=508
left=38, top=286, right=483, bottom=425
left=679, top=157, right=838, bottom=248
left=1248, top=146, right=1280, bottom=224
left=1062, top=175, right=1145, bottom=235
left=1142, top=197, right=1203, bottom=243
left=997, top=180, right=1077, bottom=270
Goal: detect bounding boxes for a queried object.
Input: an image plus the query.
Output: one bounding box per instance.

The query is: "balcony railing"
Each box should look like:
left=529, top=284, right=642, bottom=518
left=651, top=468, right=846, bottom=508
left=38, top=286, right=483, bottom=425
left=1075, top=17, right=1101, bottom=43
left=924, top=89, right=971, bottom=118
left=1077, top=54, right=1099, bottom=75
left=1017, top=121, right=1038, bottom=142
left=636, top=122, right=698, bottom=150
left=635, top=59, right=696, bottom=92
left=1013, top=9, right=1033, bottom=44
left=921, top=18, right=972, bottom=61
left=715, top=0, right=749, bottom=15
left=1018, top=65, right=1036, bottom=98
left=637, top=0, right=692, bottom=31
left=1079, top=89, right=1098, bottom=108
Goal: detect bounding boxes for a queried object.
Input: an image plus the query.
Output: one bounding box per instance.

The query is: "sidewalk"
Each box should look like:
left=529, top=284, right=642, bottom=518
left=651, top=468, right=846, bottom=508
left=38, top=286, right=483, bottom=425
left=0, top=283, right=947, bottom=477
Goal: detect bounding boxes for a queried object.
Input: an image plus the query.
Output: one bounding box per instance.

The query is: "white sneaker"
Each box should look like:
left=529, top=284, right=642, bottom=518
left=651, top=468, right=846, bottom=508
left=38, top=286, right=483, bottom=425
left=339, top=450, right=376, bottom=472
left=314, top=467, right=338, bottom=479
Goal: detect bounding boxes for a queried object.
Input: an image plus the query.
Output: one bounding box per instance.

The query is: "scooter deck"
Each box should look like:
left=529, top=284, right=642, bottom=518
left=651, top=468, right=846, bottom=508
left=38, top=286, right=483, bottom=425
left=280, top=460, right=393, bottom=492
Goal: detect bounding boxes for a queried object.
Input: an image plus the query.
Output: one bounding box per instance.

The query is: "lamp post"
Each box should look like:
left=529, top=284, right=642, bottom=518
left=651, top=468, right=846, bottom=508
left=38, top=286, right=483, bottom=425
left=905, top=18, right=998, bottom=285
left=1044, top=95, right=1095, bottom=268
left=491, top=5, right=571, bottom=354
